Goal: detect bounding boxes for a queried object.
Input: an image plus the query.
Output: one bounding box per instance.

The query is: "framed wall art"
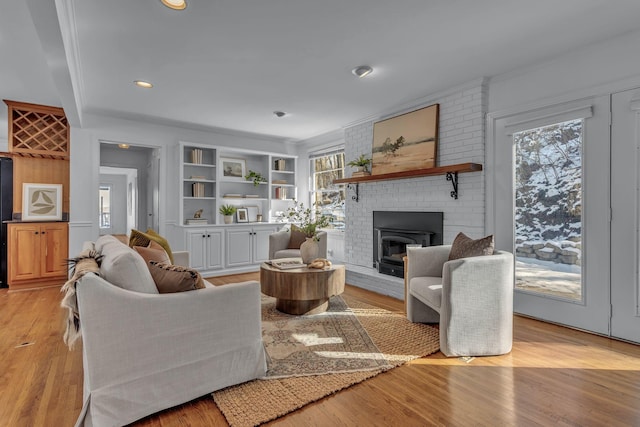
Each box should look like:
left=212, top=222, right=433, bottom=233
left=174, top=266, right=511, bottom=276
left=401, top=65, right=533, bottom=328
left=371, top=103, right=439, bottom=175
left=22, top=183, right=63, bottom=221
left=220, top=157, right=246, bottom=179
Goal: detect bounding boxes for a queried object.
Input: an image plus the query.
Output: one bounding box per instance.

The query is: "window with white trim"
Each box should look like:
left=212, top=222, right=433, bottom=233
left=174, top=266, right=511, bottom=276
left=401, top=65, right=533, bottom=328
left=309, top=148, right=345, bottom=229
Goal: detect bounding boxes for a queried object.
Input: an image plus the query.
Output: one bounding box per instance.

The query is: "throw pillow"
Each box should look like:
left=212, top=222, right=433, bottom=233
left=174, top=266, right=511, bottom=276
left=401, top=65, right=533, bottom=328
left=448, top=232, right=495, bottom=261
left=134, top=240, right=171, bottom=265
left=148, top=261, right=206, bottom=293
left=129, top=229, right=175, bottom=264
left=95, top=234, right=159, bottom=294
left=287, top=224, right=307, bottom=249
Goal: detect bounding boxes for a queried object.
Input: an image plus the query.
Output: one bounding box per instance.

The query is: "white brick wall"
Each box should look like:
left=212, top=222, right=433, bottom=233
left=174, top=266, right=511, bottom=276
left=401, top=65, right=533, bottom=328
left=344, top=82, right=488, bottom=269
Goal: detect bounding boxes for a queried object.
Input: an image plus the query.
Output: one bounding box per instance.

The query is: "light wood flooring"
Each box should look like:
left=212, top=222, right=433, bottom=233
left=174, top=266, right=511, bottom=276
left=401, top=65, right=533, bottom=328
left=2, top=272, right=640, bottom=426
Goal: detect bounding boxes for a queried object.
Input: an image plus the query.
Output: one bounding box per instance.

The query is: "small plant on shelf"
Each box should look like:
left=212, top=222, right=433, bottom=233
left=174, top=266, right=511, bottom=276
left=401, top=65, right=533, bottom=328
left=219, top=204, right=237, bottom=215
left=347, top=154, right=371, bottom=172
left=244, top=170, right=267, bottom=186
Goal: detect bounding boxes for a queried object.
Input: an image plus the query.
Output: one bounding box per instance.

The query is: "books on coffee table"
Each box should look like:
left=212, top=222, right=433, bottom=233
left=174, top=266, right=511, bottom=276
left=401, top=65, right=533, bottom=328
left=268, top=258, right=304, bottom=270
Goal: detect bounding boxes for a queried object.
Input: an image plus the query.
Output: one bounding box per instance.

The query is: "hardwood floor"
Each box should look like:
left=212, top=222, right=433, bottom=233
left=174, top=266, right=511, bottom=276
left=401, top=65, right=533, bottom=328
left=2, top=273, right=640, bottom=426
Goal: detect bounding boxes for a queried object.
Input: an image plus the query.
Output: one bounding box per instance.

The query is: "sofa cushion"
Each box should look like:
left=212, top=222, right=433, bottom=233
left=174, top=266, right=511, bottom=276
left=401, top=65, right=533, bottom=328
left=409, top=276, right=443, bottom=311
left=129, top=229, right=175, bottom=264
left=133, top=240, right=171, bottom=265
left=95, top=235, right=158, bottom=294
left=148, top=261, right=206, bottom=293
left=287, top=225, right=307, bottom=249
left=448, top=232, right=494, bottom=261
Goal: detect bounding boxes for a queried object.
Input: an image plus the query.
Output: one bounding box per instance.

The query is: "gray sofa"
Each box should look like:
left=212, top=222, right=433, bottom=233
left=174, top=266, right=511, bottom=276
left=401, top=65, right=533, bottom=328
left=73, top=235, right=266, bottom=427
left=405, top=245, right=514, bottom=357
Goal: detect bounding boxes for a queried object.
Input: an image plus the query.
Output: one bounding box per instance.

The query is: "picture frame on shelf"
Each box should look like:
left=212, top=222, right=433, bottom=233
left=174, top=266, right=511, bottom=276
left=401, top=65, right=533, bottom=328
left=221, top=157, right=246, bottom=179
left=236, top=208, right=249, bottom=223
left=22, top=183, right=63, bottom=221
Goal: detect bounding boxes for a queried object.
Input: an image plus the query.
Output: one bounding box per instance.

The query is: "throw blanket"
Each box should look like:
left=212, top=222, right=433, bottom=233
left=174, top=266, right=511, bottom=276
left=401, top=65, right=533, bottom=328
left=60, top=249, right=103, bottom=349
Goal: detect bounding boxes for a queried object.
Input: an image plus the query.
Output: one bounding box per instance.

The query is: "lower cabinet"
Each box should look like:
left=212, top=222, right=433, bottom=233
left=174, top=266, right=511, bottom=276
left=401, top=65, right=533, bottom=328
left=8, top=222, right=69, bottom=290
left=184, top=224, right=279, bottom=275
left=185, top=229, right=223, bottom=271
left=226, top=226, right=278, bottom=268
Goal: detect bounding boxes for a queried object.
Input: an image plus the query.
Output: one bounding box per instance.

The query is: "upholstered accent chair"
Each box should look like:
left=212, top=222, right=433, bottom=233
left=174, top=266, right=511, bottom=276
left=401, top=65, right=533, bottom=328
left=268, top=229, right=327, bottom=260
left=405, top=245, right=514, bottom=357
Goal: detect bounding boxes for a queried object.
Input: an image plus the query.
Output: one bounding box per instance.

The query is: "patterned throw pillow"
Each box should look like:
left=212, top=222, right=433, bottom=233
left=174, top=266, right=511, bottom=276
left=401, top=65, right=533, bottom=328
left=148, top=261, right=206, bottom=293
left=448, top=232, right=495, bottom=261
left=129, top=229, right=175, bottom=264
left=287, top=224, right=307, bottom=249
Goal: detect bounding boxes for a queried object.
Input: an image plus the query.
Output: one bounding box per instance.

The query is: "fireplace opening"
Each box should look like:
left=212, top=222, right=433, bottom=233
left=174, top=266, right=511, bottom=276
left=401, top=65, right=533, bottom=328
left=373, top=211, right=443, bottom=278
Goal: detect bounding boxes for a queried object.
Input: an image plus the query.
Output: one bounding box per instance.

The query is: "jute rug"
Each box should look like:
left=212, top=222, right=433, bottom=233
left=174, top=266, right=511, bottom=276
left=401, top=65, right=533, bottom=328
left=212, top=294, right=440, bottom=426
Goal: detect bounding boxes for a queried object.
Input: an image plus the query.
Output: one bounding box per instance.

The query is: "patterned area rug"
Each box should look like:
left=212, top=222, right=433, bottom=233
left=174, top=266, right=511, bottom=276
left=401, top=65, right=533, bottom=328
left=213, top=294, right=440, bottom=426
left=262, top=294, right=392, bottom=378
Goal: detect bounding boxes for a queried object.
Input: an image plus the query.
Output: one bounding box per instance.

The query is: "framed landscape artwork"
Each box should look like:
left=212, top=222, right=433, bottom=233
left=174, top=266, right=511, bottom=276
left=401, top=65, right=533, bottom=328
left=22, top=183, right=63, bottom=221
left=371, top=103, right=439, bottom=175
left=221, top=157, right=246, bottom=179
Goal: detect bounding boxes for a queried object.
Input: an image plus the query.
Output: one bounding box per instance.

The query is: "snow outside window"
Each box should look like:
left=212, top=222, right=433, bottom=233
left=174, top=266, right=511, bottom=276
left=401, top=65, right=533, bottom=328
left=309, top=149, right=345, bottom=229
left=513, top=119, right=582, bottom=301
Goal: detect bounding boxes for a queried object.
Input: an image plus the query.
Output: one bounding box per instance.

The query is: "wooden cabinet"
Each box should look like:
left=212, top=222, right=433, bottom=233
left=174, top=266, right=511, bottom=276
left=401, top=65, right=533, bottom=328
left=8, top=222, right=68, bottom=290
left=185, top=228, right=223, bottom=271
left=225, top=225, right=277, bottom=268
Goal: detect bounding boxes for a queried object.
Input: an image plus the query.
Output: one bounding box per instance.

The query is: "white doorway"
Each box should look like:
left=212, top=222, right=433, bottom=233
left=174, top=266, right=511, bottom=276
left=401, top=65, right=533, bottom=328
left=489, top=95, right=611, bottom=335
left=99, top=166, right=137, bottom=236
left=99, top=142, right=159, bottom=234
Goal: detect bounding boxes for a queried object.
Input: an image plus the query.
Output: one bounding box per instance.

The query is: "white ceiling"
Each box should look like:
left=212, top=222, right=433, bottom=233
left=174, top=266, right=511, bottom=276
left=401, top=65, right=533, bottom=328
left=3, top=0, right=640, bottom=142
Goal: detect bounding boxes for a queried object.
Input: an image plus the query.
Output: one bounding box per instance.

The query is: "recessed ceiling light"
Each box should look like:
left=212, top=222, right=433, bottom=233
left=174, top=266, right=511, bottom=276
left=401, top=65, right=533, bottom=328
left=351, top=65, right=373, bottom=78
left=134, top=80, right=153, bottom=88
left=273, top=111, right=287, bottom=118
left=118, top=144, right=130, bottom=149
left=160, top=0, right=187, bottom=10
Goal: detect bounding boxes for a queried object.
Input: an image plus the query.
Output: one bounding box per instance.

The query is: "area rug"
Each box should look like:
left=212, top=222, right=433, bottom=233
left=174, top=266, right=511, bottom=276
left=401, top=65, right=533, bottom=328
left=212, top=294, right=440, bottom=426
left=261, top=294, right=392, bottom=378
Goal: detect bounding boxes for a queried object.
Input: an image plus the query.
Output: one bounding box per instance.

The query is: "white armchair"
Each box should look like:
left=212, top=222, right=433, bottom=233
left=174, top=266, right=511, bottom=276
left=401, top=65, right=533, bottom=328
left=268, top=230, right=327, bottom=260
left=405, top=245, right=514, bottom=357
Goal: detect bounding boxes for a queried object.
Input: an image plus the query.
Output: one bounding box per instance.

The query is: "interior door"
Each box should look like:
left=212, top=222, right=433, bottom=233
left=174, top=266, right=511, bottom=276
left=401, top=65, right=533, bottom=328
left=490, top=95, right=610, bottom=334
left=611, top=88, right=640, bottom=343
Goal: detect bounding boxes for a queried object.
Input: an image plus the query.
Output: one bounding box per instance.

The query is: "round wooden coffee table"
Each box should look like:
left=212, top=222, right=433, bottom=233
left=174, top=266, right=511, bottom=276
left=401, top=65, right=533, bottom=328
left=260, top=262, right=346, bottom=315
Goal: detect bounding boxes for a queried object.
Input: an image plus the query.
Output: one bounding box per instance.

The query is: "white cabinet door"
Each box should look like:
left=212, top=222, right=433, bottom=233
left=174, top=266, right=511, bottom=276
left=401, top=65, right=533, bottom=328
left=185, top=229, right=207, bottom=270
left=186, top=228, right=223, bottom=271
left=226, top=227, right=253, bottom=267
left=253, top=226, right=277, bottom=263
left=205, top=229, right=223, bottom=270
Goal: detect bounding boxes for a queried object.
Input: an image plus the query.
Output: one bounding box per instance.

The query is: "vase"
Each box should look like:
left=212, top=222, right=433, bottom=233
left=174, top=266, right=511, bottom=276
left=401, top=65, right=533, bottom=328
left=300, top=237, right=319, bottom=264
left=223, top=215, right=233, bottom=224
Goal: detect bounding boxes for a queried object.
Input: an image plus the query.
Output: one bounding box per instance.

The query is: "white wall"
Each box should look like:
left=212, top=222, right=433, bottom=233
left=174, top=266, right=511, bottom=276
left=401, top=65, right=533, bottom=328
left=343, top=81, right=488, bottom=269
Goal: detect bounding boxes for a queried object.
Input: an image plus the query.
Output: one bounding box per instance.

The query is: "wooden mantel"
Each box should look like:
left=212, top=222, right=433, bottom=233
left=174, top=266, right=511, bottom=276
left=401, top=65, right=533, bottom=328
left=334, top=162, right=482, bottom=184
left=334, top=162, right=483, bottom=200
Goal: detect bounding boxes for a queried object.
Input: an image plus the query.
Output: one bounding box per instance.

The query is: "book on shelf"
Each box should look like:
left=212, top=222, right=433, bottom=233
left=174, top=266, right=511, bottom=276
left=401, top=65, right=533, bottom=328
left=185, top=218, right=209, bottom=225
left=190, top=175, right=206, bottom=180
left=224, top=193, right=243, bottom=198
left=274, top=158, right=286, bottom=171
left=268, top=258, right=304, bottom=270
left=190, top=148, right=203, bottom=164
left=191, top=182, right=205, bottom=197
left=272, top=179, right=288, bottom=184
left=274, top=186, right=288, bottom=200
left=244, top=194, right=260, bottom=198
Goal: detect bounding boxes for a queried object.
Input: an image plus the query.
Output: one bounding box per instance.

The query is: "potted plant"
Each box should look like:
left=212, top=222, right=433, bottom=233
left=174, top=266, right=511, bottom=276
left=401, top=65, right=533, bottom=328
left=285, top=200, right=330, bottom=263
left=347, top=154, right=371, bottom=174
left=219, top=204, right=237, bottom=224
left=244, top=170, right=266, bottom=186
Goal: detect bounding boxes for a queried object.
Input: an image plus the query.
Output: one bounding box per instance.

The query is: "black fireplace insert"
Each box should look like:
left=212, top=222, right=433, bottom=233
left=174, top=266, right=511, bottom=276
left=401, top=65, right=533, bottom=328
left=373, top=211, right=443, bottom=278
